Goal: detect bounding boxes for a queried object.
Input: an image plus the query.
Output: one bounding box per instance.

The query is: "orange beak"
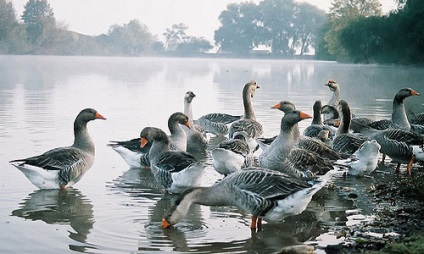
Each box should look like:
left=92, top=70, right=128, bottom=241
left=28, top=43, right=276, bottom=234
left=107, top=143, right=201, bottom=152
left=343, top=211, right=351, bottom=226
left=185, top=122, right=191, bottom=129
left=271, top=103, right=281, bottom=109
left=140, top=137, right=149, bottom=148
left=162, top=218, right=171, bottom=228
left=411, top=89, right=420, bottom=96
left=299, top=112, right=312, bottom=119
left=95, top=112, right=106, bottom=120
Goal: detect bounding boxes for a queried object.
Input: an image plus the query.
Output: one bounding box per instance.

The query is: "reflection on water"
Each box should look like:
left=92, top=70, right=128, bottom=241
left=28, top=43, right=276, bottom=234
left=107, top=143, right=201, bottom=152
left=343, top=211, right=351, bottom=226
left=1, top=56, right=423, bottom=253
left=11, top=189, right=94, bottom=252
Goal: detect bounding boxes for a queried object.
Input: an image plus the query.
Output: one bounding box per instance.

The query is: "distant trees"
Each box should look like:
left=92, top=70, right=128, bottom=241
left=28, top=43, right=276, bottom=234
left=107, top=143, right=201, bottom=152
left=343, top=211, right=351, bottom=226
left=21, top=0, right=65, bottom=50
left=0, top=0, right=29, bottom=53
left=107, top=19, right=157, bottom=55
left=316, top=0, right=382, bottom=61
left=214, top=0, right=325, bottom=56
left=322, top=0, right=424, bottom=65
left=163, top=23, right=212, bottom=54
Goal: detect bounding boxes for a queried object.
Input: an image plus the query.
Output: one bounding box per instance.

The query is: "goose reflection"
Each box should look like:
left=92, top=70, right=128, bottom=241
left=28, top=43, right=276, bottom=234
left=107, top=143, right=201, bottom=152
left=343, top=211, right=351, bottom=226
left=109, top=166, right=164, bottom=199
left=11, top=188, right=94, bottom=251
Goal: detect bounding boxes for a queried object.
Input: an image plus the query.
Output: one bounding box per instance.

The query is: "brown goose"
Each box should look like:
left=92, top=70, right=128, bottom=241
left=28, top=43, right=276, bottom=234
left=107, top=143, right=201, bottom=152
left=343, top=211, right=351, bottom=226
left=10, top=108, right=106, bottom=189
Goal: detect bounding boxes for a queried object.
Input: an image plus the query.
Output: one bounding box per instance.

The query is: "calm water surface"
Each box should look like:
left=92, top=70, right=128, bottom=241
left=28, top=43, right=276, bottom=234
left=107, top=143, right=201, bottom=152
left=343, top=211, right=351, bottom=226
left=0, top=56, right=423, bottom=253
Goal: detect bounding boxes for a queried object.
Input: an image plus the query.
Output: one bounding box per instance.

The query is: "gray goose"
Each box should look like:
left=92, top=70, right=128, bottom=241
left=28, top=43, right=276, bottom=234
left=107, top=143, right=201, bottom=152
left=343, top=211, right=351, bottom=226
left=353, top=88, right=420, bottom=131
left=107, top=112, right=190, bottom=168
left=350, top=120, right=424, bottom=175
left=183, top=91, right=241, bottom=136
left=323, top=80, right=341, bottom=122
left=259, top=101, right=344, bottom=162
left=162, top=167, right=336, bottom=231
left=229, top=80, right=263, bottom=152
left=140, top=127, right=205, bottom=194
left=332, top=100, right=369, bottom=156
left=183, top=91, right=209, bottom=152
left=211, top=131, right=253, bottom=176
left=10, top=108, right=106, bottom=189
left=304, top=100, right=336, bottom=139
left=258, top=110, right=335, bottom=178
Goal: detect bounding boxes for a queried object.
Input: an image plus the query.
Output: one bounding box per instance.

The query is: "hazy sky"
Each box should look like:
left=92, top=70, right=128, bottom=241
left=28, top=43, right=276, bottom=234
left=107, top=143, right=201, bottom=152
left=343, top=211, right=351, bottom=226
left=10, top=0, right=396, bottom=42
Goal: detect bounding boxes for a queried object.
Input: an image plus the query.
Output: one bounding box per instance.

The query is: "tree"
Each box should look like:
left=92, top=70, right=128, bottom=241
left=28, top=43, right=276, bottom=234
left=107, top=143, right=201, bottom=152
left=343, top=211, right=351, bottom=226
left=176, top=36, right=213, bottom=54
left=320, top=0, right=382, bottom=60
left=107, top=19, right=156, bottom=55
left=259, top=0, right=297, bottom=56
left=292, top=3, right=326, bottom=55
left=163, top=23, right=189, bottom=50
left=21, top=0, right=57, bottom=47
left=214, top=3, right=260, bottom=55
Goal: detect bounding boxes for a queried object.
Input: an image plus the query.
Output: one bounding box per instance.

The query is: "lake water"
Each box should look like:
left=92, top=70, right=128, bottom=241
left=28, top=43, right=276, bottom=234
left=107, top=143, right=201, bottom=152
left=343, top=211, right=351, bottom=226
left=0, top=55, right=423, bottom=253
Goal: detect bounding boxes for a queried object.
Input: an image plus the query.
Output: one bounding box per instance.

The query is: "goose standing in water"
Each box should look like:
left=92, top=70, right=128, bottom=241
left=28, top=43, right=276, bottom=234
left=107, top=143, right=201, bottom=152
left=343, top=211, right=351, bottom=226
left=229, top=80, right=263, bottom=152
left=161, top=167, right=337, bottom=231
left=323, top=80, right=341, bottom=122
left=184, top=91, right=242, bottom=136
left=211, top=131, right=253, bottom=176
left=332, top=100, right=368, bottom=156
left=304, top=100, right=335, bottom=139
left=10, top=108, right=106, bottom=189
left=258, top=110, right=335, bottom=178
left=140, top=127, right=205, bottom=193
left=350, top=120, right=424, bottom=175
left=108, top=112, right=190, bottom=168
left=183, top=91, right=209, bottom=152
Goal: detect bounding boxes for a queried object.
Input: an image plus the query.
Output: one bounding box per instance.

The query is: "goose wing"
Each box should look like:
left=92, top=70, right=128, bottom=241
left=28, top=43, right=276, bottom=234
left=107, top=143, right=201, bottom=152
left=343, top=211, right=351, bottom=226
left=10, top=147, right=90, bottom=184
left=154, top=151, right=198, bottom=173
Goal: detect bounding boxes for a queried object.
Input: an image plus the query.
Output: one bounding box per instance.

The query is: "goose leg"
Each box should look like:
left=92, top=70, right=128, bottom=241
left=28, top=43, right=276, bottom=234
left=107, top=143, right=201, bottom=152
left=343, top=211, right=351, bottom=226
left=257, top=218, right=263, bottom=231
left=406, top=155, right=416, bottom=175
left=381, top=154, right=386, bottom=164
left=250, top=215, right=258, bottom=229
left=395, top=163, right=401, bottom=173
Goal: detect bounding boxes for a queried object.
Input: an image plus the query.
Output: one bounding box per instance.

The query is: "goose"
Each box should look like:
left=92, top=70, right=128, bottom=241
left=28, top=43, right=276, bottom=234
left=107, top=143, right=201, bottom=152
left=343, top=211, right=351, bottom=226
left=259, top=101, right=344, bottom=162
left=228, top=80, right=263, bottom=152
left=258, top=110, right=335, bottom=178
left=409, top=109, right=424, bottom=125
left=350, top=121, right=424, bottom=175
left=353, top=88, right=420, bottom=131
left=323, top=80, right=341, bottom=122
left=161, top=167, right=338, bottom=230
left=183, top=91, right=242, bottom=136
left=332, top=100, right=369, bottom=155
left=255, top=100, right=297, bottom=151
left=108, top=112, right=190, bottom=168
left=183, top=91, right=209, bottom=152
left=10, top=108, right=106, bottom=189
left=304, top=100, right=335, bottom=139
left=140, top=127, right=205, bottom=193
left=211, top=131, right=253, bottom=176
left=339, top=140, right=381, bottom=177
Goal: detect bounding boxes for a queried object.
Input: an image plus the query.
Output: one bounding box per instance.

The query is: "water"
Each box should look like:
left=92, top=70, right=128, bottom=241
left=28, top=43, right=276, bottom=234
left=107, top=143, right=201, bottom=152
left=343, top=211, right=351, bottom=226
left=0, top=56, right=423, bottom=253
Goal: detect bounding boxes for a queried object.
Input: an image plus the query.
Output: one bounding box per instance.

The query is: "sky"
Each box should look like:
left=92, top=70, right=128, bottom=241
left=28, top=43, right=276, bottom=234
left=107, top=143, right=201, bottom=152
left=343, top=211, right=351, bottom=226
left=10, top=0, right=397, bottom=42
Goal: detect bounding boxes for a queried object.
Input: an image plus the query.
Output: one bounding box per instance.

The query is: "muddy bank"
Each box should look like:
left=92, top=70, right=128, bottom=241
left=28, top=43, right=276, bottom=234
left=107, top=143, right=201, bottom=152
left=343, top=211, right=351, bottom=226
left=315, top=163, right=424, bottom=253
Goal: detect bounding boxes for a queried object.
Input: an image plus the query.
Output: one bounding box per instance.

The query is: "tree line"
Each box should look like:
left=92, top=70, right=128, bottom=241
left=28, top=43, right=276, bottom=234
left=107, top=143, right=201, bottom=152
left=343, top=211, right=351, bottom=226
left=0, top=0, right=422, bottom=65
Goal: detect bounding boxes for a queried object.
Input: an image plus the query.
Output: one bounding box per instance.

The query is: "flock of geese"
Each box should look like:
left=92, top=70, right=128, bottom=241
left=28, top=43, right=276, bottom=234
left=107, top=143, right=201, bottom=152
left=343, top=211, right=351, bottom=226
left=9, top=80, right=424, bottom=232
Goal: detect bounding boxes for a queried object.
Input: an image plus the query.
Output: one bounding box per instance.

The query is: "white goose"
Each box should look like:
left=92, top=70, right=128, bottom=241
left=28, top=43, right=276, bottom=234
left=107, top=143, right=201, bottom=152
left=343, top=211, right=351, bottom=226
left=10, top=108, right=106, bottom=189
left=161, top=167, right=337, bottom=230
left=140, top=127, right=205, bottom=193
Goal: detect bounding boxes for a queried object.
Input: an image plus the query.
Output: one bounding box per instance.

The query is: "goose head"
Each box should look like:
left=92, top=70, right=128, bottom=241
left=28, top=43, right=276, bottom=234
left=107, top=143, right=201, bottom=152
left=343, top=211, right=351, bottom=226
left=162, top=188, right=201, bottom=228
left=271, top=100, right=296, bottom=113
left=184, top=91, right=196, bottom=103
left=394, top=88, right=420, bottom=102
left=140, top=127, right=168, bottom=148
left=169, top=112, right=191, bottom=129
left=244, top=80, right=260, bottom=98
left=325, top=80, right=339, bottom=92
